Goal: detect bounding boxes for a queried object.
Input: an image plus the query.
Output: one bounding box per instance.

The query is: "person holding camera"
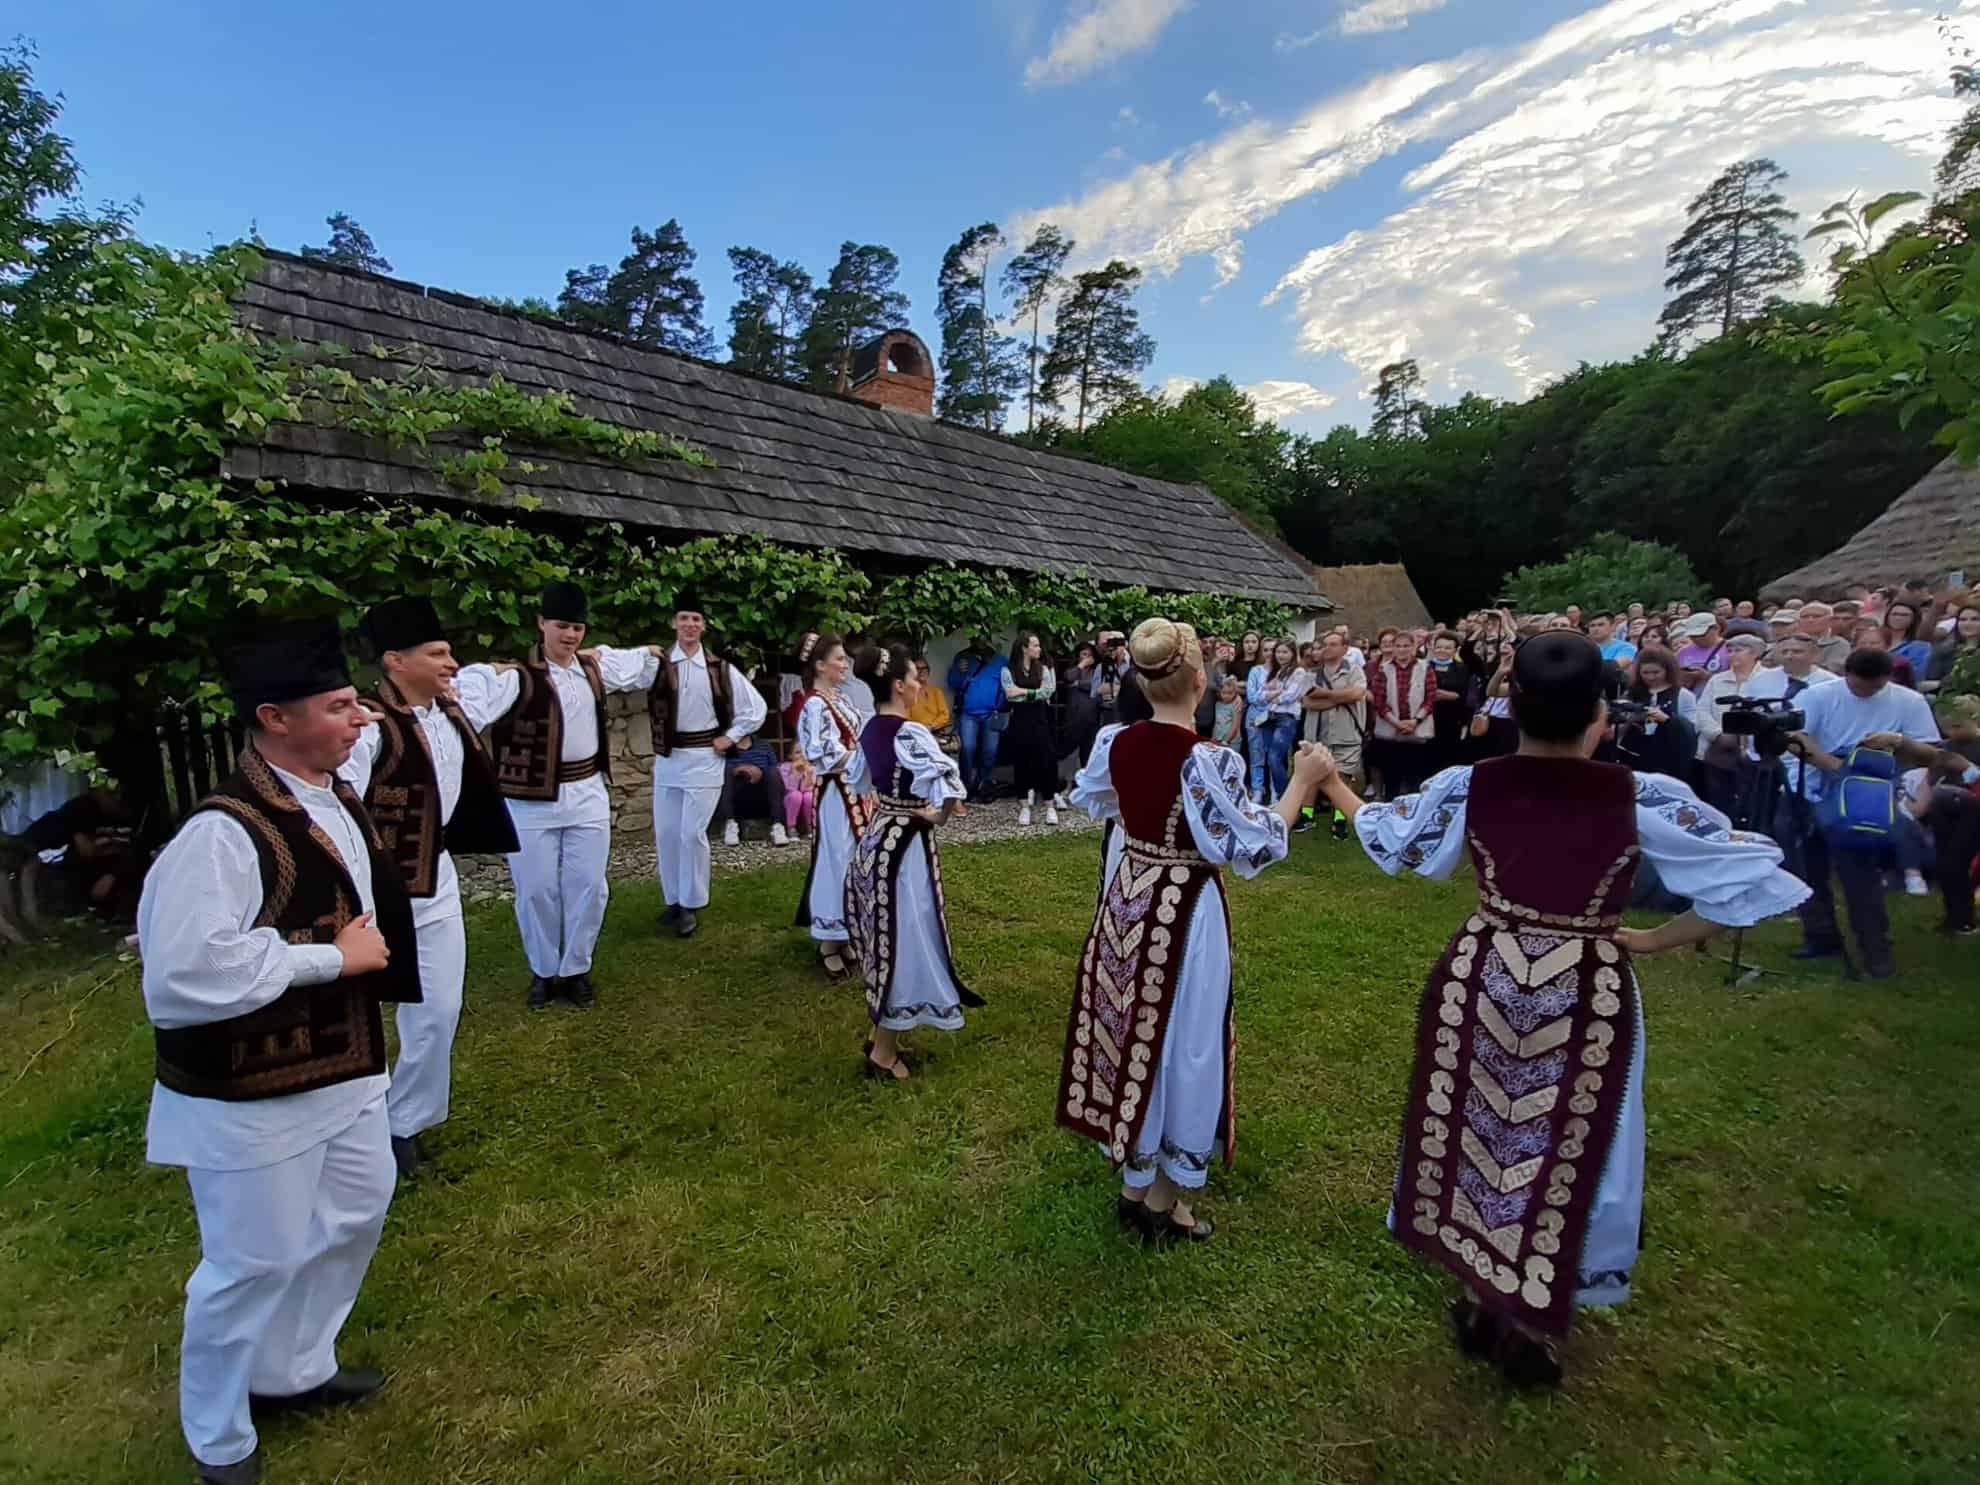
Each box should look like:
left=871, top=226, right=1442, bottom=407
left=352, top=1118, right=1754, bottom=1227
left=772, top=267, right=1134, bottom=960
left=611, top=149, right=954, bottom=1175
left=1785, top=648, right=1944, bottom=979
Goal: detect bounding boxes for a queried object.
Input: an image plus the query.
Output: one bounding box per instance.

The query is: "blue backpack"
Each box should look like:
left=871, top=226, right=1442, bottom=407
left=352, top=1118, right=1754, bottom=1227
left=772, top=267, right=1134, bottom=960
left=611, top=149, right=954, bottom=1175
left=1815, top=746, right=1898, bottom=852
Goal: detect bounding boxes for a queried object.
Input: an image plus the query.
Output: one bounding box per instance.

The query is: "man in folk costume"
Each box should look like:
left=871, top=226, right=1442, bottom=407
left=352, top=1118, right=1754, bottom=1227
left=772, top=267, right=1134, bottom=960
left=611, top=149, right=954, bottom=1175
left=137, top=619, right=419, bottom=1484
left=649, top=594, right=767, bottom=939
left=341, top=596, right=520, bottom=1182
left=454, top=584, right=660, bottom=1009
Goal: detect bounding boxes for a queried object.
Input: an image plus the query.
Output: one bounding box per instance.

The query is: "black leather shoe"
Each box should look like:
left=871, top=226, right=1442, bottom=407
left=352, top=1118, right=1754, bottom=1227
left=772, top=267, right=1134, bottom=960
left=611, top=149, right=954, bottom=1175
left=527, top=976, right=554, bottom=1011
left=193, top=1448, right=262, bottom=1484
left=658, top=902, right=682, bottom=926
left=1450, top=1296, right=1501, bottom=1360
left=250, top=1366, right=385, bottom=1416
left=564, top=972, right=596, bottom=1009
left=390, top=1135, right=421, bottom=1182
left=676, top=908, right=699, bottom=939
left=1493, top=1328, right=1564, bottom=1388
left=1142, top=1207, right=1215, bottom=1244
left=1789, top=943, right=1843, bottom=961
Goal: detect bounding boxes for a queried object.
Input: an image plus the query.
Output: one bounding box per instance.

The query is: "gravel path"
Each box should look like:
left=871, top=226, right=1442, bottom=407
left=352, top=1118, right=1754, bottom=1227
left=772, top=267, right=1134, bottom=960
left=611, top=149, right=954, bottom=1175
left=457, top=795, right=1100, bottom=904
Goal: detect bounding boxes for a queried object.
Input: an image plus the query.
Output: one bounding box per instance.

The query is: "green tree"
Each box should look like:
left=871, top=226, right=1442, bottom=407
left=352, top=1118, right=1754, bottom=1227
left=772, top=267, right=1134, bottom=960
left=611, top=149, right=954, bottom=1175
left=726, top=246, right=813, bottom=381
left=555, top=262, right=613, bottom=332
left=1658, top=159, right=1805, bottom=348
left=1038, top=260, right=1154, bottom=433
left=1369, top=358, right=1426, bottom=440
left=299, top=212, right=392, bottom=273
left=1504, top=533, right=1703, bottom=615
left=1000, top=223, right=1073, bottom=434
left=801, top=242, right=911, bottom=392
left=605, top=218, right=714, bottom=356
left=936, top=222, right=1023, bottom=430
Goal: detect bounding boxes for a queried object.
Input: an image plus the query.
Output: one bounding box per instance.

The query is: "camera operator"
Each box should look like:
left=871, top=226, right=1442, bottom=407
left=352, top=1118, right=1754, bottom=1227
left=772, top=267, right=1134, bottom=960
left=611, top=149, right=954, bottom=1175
left=1695, top=632, right=1777, bottom=816
left=1785, top=648, right=1943, bottom=978
left=1611, top=646, right=1698, bottom=779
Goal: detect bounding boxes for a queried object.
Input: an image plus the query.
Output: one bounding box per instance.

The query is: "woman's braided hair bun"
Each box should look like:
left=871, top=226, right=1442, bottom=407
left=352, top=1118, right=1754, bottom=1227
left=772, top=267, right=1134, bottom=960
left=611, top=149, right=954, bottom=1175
left=1129, top=617, right=1202, bottom=705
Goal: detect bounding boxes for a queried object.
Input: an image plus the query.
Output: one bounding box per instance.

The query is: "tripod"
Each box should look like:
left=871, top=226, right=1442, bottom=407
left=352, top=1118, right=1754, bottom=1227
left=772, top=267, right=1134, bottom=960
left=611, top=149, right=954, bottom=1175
left=1706, top=744, right=1820, bottom=987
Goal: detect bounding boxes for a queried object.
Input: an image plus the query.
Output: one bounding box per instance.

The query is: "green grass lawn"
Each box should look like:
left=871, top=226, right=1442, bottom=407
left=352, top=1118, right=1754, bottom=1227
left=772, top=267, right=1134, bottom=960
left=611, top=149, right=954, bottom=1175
left=3, top=832, right=1978, bottom=1484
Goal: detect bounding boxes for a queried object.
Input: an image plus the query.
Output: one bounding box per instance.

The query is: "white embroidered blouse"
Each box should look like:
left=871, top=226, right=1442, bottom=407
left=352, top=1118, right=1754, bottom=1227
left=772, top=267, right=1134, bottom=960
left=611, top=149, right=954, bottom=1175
left=1352, top=764, right=1811, bottom=928
left=846, top=720, right=968, bottom=808
left=797, top=691, right=861, bottom=778
left=1071, top=722, right=1291, bottom=879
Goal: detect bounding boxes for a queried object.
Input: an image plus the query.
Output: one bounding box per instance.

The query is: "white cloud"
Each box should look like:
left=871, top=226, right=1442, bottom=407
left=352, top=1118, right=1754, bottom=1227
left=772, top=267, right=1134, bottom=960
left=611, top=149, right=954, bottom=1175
left=1275, top=29, right=1327, bottom=53
left=1024, top=0, right=1194, bottom=87
left=1204, top=88, right=1254, bottom=120
left=1116, top=105, right=1140, bottom=126
left=1011, top=0, right=1955, bottom=413
left=1340, top=0, right=1450, bottom=36
left=1160, top=375, right=1338, bottom=421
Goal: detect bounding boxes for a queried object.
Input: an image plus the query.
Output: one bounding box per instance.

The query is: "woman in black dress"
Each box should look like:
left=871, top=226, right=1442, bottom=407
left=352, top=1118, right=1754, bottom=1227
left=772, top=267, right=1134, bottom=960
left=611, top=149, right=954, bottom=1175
left=1004, top=631, right=1061, bottom=827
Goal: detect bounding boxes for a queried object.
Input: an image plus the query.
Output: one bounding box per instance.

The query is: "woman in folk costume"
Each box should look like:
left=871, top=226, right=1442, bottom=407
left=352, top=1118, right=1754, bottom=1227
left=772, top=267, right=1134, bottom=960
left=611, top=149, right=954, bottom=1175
left=1315, top=632, right=1808, bottom=1385
left=845, top=643, right=984, bottom=1082
left=1056, top=619, right=1330, bottom=1244
left=792, top=634, right=874, bottom=981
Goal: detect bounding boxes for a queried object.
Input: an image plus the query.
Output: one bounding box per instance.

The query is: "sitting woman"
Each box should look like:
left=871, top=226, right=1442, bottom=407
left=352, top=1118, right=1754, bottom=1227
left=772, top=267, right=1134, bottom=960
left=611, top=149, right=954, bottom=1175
left=1312, top=632, right=1808, bottom=1386
left=845, top=643, right=983, bottom=1081
left=1056, top=618, right=1330, bottom=1245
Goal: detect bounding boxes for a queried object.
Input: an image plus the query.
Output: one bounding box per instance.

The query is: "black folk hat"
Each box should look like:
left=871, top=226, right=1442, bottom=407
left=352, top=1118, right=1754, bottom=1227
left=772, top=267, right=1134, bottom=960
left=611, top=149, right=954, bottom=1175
left=540, top=582, right=589, bottom=623
left=223, top=618, right=353, bottom=719
left=357, top=596, right=446, bottom=659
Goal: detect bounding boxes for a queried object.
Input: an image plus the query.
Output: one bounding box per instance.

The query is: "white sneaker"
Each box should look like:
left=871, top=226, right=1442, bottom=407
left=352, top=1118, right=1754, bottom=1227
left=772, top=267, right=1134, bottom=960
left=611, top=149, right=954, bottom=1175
left=1904, top=869, right=1929, bottom=897
left=1018, top=805, right=1033, bottom=827
left=770, top=823, right=791, bottom=847
left=1053, top=792, right=1069, bottom=810
left=1045, top=805, right=1060, bottom=826
left=722, top=822, right=740, bottom=847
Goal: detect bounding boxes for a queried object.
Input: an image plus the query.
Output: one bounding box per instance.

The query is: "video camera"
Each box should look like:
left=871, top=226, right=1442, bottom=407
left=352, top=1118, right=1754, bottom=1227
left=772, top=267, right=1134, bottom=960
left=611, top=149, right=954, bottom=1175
left=1608, top=699, right=1653, bottom=726
left=1718, top=695, right=1805, bottom=757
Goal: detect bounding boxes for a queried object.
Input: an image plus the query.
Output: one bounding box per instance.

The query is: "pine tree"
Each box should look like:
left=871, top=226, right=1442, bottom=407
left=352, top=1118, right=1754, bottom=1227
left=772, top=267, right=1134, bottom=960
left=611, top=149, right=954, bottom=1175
left=936, top=222, right=1024, bottom=430
left=727, top=246, right=815, bottom=381
left=1037, top=260, right=1155, bottom=433
left=604, top=219, right=714, bottom=356
left=556, top=263, right=614, bottom=333
left=1370, top=359, right=1427, bottom=439
left=1937, top=60, right=1980, bottom=212
left=800, top=243, right=911, bottom=392
left=1000, top=224, right=1074, bottom=433
left=1657, top=159, right=1805, bottom=348
left=299, top=212, right=391, bottom=273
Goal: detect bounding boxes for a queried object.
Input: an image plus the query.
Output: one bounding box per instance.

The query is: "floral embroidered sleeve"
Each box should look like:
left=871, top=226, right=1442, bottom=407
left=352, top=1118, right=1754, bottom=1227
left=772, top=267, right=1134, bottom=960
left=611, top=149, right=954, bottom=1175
left=1353, top=765, right=1474, bottom=879
left=1181, top=743, right=1290, bottom=880
left=897, top=721, right=967, bottom=807
left=1069, top=724, right=1126, bottom=820
left=1631, top=773, right=1812, bottom=927
left=798, top=696, right=851, bottom=777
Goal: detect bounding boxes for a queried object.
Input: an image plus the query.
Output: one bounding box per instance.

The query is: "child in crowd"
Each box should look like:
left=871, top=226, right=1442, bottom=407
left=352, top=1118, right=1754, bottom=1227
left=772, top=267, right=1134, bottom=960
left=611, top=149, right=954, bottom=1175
left=781, top=744, right=817, bottom=840
left=1212, top=673, right=1245, bottom=752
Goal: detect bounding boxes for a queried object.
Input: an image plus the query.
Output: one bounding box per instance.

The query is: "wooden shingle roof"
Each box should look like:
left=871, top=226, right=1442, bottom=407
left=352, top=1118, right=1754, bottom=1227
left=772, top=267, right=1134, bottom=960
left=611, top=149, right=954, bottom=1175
left=1760, top=456, right=1980, bottom=602
left=223, top=253, right=1327, bottom=609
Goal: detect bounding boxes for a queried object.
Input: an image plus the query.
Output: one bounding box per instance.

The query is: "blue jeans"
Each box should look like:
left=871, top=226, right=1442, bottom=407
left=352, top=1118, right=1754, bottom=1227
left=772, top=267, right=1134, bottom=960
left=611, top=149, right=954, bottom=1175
left=1891, top=811, right=1932, bottom=875
left=1245, top=721, right=1270, bottom=800
left=959, top=712, right=1002, bottom=796
left=1260, top=715, right=1296, bottom=802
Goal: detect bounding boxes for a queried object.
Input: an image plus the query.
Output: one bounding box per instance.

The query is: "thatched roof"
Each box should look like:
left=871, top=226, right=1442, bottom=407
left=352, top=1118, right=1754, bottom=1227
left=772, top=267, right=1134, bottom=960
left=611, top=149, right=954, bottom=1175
left=1761, top=456, right=1980, bottom=602
left=222, top=253, right=1327, bottom=609
left=1307, top=563, right=1432, bottom=635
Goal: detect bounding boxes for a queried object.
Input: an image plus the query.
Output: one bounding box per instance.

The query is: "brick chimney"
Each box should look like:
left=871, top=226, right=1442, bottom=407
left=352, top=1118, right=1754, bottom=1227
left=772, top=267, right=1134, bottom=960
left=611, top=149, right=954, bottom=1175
left=843, top=329, right=935, bottom=417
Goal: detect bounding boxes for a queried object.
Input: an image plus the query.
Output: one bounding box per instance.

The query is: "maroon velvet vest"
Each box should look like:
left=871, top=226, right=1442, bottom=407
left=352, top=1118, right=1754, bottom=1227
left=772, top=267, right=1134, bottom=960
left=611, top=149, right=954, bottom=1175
left=1107, top=721, right=1203, bottom=848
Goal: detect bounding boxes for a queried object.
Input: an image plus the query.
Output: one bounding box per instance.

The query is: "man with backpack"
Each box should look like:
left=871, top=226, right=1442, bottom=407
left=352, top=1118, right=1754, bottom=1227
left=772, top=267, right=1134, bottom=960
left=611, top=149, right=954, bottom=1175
left=1786, top=648, right=1942, bottom=979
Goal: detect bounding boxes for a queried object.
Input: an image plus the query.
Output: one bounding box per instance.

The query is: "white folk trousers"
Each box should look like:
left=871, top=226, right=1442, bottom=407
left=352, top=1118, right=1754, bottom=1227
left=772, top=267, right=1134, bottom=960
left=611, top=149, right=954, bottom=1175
left=387, top=906, right=466, bottom=1139
left=653, top=785, right=721, bottom=911
left=506, top=824, right=611, bottom=977
left=179, top=1092, right=394, bottom=1467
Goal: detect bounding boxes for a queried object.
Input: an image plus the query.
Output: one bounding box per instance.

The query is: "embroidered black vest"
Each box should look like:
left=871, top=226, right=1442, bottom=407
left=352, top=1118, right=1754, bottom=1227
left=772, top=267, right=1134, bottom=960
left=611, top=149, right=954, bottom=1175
left=153, top=749, right=422, bottom=1103
left=648, top=648, right=735, bottom=757
left=487, top=648, right=608, bottom=801
left=363, top=679, right=520, bottom=895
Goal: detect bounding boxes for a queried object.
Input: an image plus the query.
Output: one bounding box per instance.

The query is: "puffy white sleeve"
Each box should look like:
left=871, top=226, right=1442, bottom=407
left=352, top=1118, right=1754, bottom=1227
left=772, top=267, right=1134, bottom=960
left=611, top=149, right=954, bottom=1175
left=844, top=728, right=873, bottom=797
left=1631, top=772, right=1812, bottom=927
left=137, top=813, right=345, bottom=1029
left=726, top=662, right=768, bottom=743
left=453, top=663, right=521, bottom=731
left=596, top=644, right=660, bottom=694
left=897, top=721, right=967, bottom=807
left=1180, top=742, right=1290, bottom=880
left=1070, top=723, right=1128, bottom=821
left=1353, top=765, right=1474, bottom=880
left=798, top=696, right=851, bottom=776
left=338, top=717, right=383, bottom=799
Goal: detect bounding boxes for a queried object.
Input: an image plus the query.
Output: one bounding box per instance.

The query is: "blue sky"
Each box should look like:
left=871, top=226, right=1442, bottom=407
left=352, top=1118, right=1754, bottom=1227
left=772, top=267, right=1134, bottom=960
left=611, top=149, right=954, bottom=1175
left=17, top=0, right=1963, bottom=433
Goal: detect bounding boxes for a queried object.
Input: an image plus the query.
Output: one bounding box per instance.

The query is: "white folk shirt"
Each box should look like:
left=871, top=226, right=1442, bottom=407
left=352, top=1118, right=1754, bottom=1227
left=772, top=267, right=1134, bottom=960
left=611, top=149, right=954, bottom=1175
left=454, top=645, right=657, bottom=830
left=340, top=699, right=469, bottom=929
left=652, top=645, right=767, bottom=790
left=139, top=761, right=382, bottom=1172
